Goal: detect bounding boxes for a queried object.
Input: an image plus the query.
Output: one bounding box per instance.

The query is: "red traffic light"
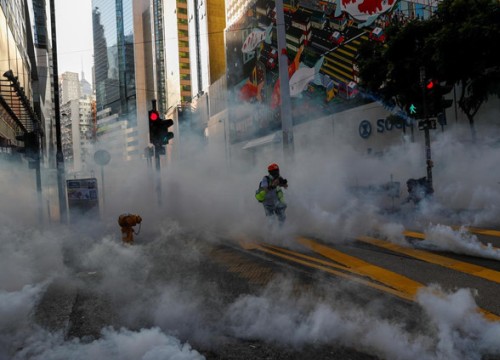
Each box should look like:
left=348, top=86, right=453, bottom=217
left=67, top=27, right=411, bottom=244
left=149, top=110, right=160, bottom=121
left=426, top=79, right=437, bottom=90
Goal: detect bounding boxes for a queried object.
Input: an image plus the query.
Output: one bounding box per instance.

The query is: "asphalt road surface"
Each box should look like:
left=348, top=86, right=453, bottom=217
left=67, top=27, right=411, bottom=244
left=31, top=223, right=500, bottom=360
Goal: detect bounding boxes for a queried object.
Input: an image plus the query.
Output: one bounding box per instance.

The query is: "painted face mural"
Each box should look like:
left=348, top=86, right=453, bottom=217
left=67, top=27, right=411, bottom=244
left=339, top=0, right=398, bottom=23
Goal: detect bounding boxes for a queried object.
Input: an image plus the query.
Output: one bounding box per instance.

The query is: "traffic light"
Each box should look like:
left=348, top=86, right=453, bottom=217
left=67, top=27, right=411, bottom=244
left=426, top=81, right=439, bottom=116
left=426, top=80, right=454, bottom=117
left=148, top=109, right=160, bottom=144
left=149, top=109, right=159, bottom=122
left=405, top=83, right=424, bottom=119
left=406, top=100, right=423, bottom=119
left=425, top=79, right=436, bottom=91
left=436, top=81, right=454, bottom=113
left=157, top=119, right=174, bottom=145
left=15, top=131, right=39, bottom=159
left=148, top=108, right=174, bottom=148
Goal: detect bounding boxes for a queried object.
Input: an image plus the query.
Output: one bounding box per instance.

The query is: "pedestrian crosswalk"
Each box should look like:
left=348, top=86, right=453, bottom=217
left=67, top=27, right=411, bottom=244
left=229, top=226, right=500, bottom=322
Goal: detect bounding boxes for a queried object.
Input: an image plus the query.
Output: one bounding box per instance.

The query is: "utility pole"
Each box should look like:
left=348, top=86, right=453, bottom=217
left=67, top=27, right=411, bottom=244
left=275, top=0, right=294, bottom=163
left=49, top=0, right=67, bottom=222
left=149, top=100, right=162, bottom=206
left=50, top=0, right=67, bottom=222
left=420, top=66, right=433, bottom=192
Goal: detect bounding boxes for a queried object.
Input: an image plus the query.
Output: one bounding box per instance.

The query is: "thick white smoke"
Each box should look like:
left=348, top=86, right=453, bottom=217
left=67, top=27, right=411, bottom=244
left=225, top=278, right=500, bottom=360
left=418, top=224, right=500, bottom=260
left=1, top=96, right=500, bottom=359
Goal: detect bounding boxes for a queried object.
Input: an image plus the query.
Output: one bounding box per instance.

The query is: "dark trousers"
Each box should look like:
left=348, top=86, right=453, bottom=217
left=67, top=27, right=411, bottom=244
left=263, top=202, right=287, bottom=224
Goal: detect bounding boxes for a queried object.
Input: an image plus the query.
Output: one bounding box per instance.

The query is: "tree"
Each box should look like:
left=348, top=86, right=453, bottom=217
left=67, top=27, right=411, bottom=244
left=357, top=20, right=439, bottom=116
left=357, top=0, right=500, bottom=141
left=427, top=0, right=500, bottom=141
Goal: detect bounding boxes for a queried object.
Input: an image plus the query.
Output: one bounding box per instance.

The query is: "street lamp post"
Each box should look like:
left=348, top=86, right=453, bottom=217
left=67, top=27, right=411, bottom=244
left=50, top=0, right=67, bottom=222
left=275, top=0, right=294, bottom=163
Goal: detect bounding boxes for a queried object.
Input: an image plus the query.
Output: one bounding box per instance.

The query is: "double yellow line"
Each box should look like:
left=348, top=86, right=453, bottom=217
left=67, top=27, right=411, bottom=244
left=360, top=235, right=500, bottom=284
left=240, top=231, right=500, bottom=321
left=403, top=227, right=500, bottom=243
left=252, top=240, right=416, bottom=300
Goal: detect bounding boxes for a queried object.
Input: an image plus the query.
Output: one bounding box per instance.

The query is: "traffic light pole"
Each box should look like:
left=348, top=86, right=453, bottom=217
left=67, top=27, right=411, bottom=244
left=154, top=145, right=162, bottom=206
left=420, top=67, right=433, bottom=191
left=50, top=0, right=67, bottom=222
left=150, top=100, right=162, bottom=206
left=149, top=99, right=174, bottom=206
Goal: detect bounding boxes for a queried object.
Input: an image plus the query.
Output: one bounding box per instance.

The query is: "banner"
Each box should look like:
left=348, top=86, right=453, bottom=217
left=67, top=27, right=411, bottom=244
left=66, top=178, right=100, bottom=222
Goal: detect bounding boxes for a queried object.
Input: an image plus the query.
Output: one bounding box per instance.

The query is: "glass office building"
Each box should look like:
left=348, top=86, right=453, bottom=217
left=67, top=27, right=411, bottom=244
left=92, top=0, right=136, bottom=118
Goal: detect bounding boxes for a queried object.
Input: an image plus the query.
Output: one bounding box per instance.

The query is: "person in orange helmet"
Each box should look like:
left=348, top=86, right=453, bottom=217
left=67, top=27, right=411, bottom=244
left=255, top=163, right=288, bottom=226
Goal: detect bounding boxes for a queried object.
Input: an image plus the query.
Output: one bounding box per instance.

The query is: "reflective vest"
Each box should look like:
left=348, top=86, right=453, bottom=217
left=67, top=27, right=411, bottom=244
left=255, top=176, right=284, bottom=204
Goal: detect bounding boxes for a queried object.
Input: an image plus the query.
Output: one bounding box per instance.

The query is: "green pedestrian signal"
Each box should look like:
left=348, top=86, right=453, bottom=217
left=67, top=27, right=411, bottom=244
left=407, top=102, right=422, bottom=117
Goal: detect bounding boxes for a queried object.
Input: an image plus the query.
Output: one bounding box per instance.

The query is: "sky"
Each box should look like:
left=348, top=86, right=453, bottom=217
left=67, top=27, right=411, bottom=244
left=54, top=0, right=93, bottom=80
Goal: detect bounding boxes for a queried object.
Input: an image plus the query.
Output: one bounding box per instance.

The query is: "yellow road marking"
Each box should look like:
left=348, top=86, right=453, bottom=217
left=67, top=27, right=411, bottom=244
left=480, top=309, right=500, bottom=322
left=264, top=243, right=358, bottom=271
left=296, top=237, right=423, bottom=296
left=405, top=227, right=500, bottom=240
left=403, top=228, right=500, bottom=251
left=255, top=243, right=414, bottom=300
left=464, top=227, right=500, bottom=238
left=304, top=236, right=500, bottom=322
left=402, top=230, right=425, bottom=239
left=239, top=240, right=260, bottom=250
left=237, top=238, right=500, bottom=321
left=358, top=236, right=500, bottom=284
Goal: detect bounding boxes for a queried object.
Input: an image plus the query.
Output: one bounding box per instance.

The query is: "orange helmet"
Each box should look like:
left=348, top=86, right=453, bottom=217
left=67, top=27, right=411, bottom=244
left=267, top=163, right=279, bottom=172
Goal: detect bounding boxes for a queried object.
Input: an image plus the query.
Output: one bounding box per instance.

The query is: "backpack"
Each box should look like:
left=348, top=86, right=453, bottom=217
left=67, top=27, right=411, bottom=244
left=255, top=176, right=269, bottom=203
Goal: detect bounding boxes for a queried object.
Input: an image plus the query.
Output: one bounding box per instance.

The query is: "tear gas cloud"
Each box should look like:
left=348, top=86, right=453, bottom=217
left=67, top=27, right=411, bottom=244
left=225, top=278, right=500, bottom=360
left=1, top=98, right=500, bottom=358
left=418, top=224, right=500, bottom=260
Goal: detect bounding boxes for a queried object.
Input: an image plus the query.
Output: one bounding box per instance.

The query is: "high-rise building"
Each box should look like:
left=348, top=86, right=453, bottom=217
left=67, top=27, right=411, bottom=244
left=150, top=0, right=225, bottom=146
left=60, top=94, right=95, bottom=173
left=60, top=71, right=81, bottom=104
left=154, top=0, right=221, bottom=110
left=92, top=0, right=153, bottom=160
left=0, top=0, right=44, bottom=159
left=89, top=0, right=226, bottom=161
left=30, top=0, right=54, bottom=163
left=80, top=71, right=92, bottom=97
left=92, top=1, right=136, bottom=116
left=59, top=69, right=96, bottom=174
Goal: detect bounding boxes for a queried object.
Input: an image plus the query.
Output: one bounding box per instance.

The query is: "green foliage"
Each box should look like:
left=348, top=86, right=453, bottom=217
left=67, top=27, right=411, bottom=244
left=358, top=21, right=437, bottom=110
left=357, top=0, right=500, bottom=139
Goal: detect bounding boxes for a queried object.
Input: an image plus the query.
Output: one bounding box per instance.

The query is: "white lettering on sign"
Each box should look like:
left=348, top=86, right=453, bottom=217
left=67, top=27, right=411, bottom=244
left=360, top=118, right=408, bottom=138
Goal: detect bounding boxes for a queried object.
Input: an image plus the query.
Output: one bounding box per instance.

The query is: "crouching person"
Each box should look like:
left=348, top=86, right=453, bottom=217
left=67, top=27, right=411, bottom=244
left=255, top=163, right=289, bottom=227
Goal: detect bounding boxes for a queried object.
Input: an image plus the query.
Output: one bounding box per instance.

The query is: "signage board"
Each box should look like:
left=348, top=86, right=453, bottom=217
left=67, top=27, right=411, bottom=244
left=66, top=177, right=99, bottom=222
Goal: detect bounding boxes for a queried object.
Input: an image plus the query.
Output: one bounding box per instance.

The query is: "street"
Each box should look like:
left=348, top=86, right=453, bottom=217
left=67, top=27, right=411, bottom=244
left=2, top=137, right=500, bottom=360
left=8, top=216, right=499, bottom=360
left=1, top=0, right=500, bottom=359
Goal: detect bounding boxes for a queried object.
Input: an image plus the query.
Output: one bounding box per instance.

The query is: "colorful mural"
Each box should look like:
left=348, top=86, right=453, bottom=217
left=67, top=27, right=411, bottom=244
left=225, top=0, right=433, bottom=144
left=338, top=0, right=399, bottom=26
